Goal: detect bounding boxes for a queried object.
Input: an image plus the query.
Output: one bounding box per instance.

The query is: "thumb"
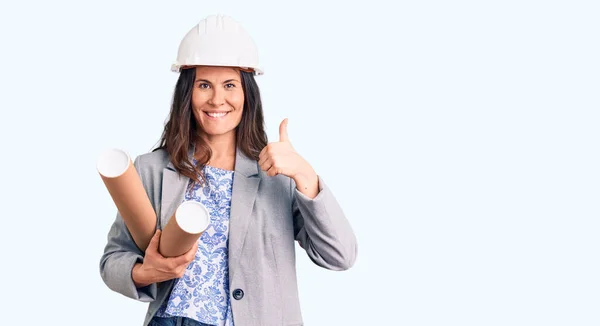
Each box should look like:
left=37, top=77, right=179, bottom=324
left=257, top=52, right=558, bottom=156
left=279, top=118, right=289, bottom=142
left=148, top=229, right=161, bottom=250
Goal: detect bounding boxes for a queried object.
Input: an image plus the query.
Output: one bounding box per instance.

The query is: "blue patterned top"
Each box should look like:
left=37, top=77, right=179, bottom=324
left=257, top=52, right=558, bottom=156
left=155, top=164, right=235, bottom=326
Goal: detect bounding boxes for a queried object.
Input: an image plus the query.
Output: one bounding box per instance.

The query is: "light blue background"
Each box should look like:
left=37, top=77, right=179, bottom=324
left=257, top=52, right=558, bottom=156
left=0, top=0, right=598, bottom=325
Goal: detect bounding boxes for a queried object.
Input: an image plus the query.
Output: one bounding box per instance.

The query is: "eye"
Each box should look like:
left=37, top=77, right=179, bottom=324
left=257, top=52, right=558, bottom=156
left=225, top=83, right=236, bottom=89
left=199, top=83, right=211, bottom=89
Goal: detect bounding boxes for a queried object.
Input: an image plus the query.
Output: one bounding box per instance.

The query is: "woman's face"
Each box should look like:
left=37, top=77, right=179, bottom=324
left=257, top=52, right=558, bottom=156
left=191, top=66, right=245, bottom=138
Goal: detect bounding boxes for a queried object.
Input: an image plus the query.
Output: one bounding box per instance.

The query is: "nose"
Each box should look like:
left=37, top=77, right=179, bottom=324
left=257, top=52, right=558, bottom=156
left=208, top=88, right=225, bottom=106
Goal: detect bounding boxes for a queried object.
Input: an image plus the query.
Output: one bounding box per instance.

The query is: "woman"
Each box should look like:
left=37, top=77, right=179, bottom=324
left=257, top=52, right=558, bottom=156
left=100, top=14, right=357, bottom=326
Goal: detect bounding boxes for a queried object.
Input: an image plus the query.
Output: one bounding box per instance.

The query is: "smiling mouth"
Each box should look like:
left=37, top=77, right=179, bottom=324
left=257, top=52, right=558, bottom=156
left=204, top=111, right=230, bottom=118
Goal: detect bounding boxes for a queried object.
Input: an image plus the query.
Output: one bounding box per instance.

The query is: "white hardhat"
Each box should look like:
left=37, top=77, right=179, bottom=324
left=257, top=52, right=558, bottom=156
left=171, top=14, right=263, bottom=75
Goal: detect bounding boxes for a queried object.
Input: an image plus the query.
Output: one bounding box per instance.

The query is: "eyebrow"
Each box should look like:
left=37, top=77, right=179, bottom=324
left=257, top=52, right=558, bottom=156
left=195, top=79, right=241, bottom=84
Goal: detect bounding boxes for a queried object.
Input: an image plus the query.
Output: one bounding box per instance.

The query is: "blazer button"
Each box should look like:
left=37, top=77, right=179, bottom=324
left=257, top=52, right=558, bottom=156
left=232, top=288, right=244, bottom=300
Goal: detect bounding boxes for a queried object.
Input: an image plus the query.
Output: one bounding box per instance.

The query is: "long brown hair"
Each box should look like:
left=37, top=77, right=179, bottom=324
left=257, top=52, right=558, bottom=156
left=153, top=67, right=268, bottom=186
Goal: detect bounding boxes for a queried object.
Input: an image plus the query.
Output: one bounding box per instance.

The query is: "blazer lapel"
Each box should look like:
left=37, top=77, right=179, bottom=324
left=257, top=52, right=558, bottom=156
left=158, top=146, right=260, bottom=280
left=228, top=148, right=260, bottom=280
left=159, top=150, right=193, bottom=229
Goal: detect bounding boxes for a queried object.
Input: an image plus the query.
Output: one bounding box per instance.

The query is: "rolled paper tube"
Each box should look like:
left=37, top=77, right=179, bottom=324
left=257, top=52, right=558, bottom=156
left=159, top=201, right=210, bottom=258
left=97, top=148, right=157, bottom=251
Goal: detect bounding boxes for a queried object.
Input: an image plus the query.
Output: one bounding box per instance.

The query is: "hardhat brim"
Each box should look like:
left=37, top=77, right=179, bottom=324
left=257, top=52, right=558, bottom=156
left=171, top=63, right=263, bottom=76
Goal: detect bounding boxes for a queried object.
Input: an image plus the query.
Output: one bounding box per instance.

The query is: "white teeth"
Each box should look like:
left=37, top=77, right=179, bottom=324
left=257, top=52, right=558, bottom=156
left=207, top=112, right=228, bottom=117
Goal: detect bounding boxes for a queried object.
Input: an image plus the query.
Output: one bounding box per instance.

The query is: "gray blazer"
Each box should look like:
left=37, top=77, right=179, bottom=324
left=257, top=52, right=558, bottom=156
left=99, top=147, right=357, bottom=326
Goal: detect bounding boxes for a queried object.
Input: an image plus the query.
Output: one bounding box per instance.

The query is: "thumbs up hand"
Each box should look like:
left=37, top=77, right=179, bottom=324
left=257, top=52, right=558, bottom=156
left=259, top=118, right=304, bottom=177
left=258, top=119, right=319, bottom=197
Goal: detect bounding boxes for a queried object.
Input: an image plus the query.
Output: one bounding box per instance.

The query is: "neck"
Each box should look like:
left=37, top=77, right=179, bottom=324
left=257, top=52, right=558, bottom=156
left=196, top=131, right=237, bottom=170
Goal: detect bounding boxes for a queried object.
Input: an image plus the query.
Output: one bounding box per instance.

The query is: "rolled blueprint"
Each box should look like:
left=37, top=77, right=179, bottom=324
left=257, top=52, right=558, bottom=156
left=97, top=148, right=156, bottom=251
left=159, top=201, right=210, bottom=257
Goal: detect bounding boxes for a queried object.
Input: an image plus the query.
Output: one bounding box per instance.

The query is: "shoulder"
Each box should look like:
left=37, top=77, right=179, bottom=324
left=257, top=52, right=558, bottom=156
left=133, top=148, right=170, bottom=177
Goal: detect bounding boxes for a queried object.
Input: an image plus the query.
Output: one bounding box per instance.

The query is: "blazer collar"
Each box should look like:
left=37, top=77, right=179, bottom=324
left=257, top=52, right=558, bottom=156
left=165, top=145, right=258, bottom=177
left=162, top=144, right=262, bottom=280
left=233, top=147, right=259, bottom=178
left=159, top=144, right=261, bottom=249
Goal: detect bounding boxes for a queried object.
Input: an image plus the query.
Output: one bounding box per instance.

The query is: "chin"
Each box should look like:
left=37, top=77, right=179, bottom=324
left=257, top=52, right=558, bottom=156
left=202, top=128, right=236, bottom=137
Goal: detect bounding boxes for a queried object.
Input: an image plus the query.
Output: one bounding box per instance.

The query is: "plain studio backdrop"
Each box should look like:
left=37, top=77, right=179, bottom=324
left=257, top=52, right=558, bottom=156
left=0, top=0, right=598, bottom=325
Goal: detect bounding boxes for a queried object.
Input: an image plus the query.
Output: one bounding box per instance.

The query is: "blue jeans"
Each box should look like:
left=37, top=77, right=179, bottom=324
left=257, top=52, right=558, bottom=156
left=149, top=316, right=214, bottom=326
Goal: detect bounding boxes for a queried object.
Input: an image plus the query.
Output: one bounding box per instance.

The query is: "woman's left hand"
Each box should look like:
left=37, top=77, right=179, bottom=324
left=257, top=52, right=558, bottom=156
left=258, top=119, right=319, bottom=198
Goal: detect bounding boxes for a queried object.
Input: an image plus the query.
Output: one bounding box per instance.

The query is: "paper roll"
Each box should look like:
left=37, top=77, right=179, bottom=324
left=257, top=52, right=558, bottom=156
left=159, top=201, right=210, bottom=258
left=97, top=148, right=157, bottom=251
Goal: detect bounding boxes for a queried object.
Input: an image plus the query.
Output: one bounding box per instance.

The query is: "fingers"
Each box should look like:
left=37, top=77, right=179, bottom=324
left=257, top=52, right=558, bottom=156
left=151, top=229, right=161, bottom=244
left=258, top=150, right=267, bottom=166
left=266, top=165, right=280, bottom=177
left=141, top=230, right=198, bottom=282
left=185, top=241, right=199, bottom=261
left=258, top=142, right=277, bottom=162
left=171, top=242, right=198, bottom=278
left=258, top=143, right=281, bottom=168
left=145, top=229, right=161, bottom=254
left=172, top=241, right=198, bottom=266
left=259, top=157, right=273, bottom=172
left=258, top=143, right=275, bottom=168
left=279, top=118, right=289, bottom=142
left=259, top=146, right=284, bottom=177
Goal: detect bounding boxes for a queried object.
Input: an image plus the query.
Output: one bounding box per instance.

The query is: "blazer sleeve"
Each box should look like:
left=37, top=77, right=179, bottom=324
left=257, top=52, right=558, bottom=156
left=291, top=175, right=358, bottom=271
left=99, top=156, right=158, bottom=302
